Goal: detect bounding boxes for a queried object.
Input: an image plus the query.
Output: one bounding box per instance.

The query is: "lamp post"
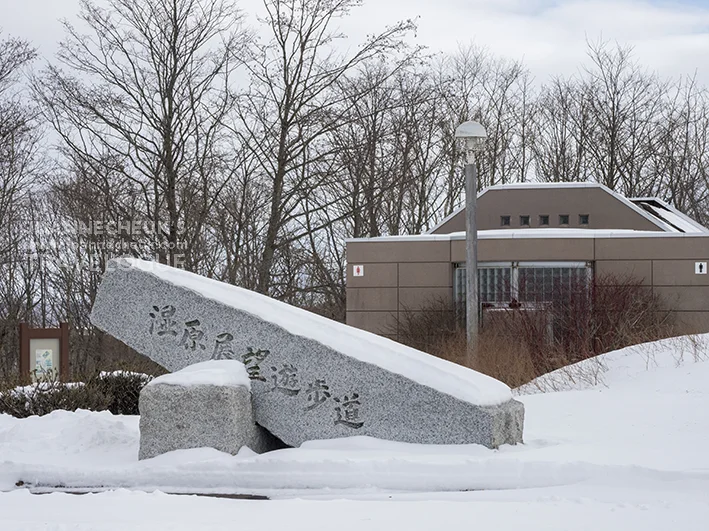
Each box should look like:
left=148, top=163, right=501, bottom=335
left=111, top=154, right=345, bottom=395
left=455, top=121, right=487, bottom=363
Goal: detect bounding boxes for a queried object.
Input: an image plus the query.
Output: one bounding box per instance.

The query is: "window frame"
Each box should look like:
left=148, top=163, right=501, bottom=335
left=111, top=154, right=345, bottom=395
left=500, top=215, right=511, bottom=227
left=520, top=215, right=531, bottom=227
left=539, top=214, right=549, bottom=226
left=559, top=214, right=570, bottom=225
left=579, top=214, right=590, bottom=225
left=453, top=261, right=592, bottom=311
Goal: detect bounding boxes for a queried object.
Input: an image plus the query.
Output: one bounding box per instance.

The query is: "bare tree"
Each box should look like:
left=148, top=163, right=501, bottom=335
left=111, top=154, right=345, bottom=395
left=34, top=0, right=248, bottom=269
left=650, top=75, right=709, bottom=224
left=0, top=32, right=40, bottom=377
left=328, top=61, right=400, bottom=238
left=533, top=77, right=590, bottom=182
left=0, top=33, right=38, bottom=264
left=235, top=0, right=416, bottom=294
left=580, top=40, right=665, bottom=195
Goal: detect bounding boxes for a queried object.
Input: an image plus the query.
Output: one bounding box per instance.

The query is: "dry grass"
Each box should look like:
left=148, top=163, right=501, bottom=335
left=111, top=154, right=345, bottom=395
left=394, top=274, right=680, bottom=388
left=419, top=327, right=538, bottom=389
left=403, top=322, right=706, bottom=391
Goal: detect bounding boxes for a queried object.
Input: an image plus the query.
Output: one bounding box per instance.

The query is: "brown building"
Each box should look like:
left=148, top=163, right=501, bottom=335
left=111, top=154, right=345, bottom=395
left=346, top=182, right=709, bottom=338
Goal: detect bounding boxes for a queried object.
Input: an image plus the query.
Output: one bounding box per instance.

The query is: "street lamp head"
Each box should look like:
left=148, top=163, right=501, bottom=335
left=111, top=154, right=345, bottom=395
left=455, top=121, right=487, bottom=141
left=455, top=121, right=487, bottom=163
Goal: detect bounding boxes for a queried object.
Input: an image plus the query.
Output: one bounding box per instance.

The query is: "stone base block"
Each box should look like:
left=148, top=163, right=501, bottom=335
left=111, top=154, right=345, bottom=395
left=138, top=383, right=280, bottom=460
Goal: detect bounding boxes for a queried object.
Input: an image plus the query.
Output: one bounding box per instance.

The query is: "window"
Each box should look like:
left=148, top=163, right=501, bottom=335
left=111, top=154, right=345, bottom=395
left=479, top=267, right=512, bottom=303
left=501, top=215, right=511, bottom=226
left=454, top=262, right=591, bottom=311
left=517, top=265, right=589, bottom=303
left=539, top=215, right=549, bottom=226
left=579, top=214, right=590, bottom=225
left=559, top=214, right=569, bottom=225
left=454, top=264, right=512, bottom=312
left=520, top=215, right=530, bottom=226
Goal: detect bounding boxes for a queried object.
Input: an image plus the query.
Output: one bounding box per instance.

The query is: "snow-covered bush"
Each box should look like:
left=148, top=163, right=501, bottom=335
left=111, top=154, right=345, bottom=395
left=95, top=371, right=152, bottom=415
left=0, top=371, right=153, bottom=418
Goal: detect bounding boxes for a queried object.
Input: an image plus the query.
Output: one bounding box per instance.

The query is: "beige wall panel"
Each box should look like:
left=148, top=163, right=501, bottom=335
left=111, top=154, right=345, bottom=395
left=654, top=286, right=709, bottom=312
left=433, top=215, right=465, bottom=234
left=595, top=237, right=709, bottom=260
left=451, top=240, right=465, bottom=262
left=346, top=311, right=398, bottom=335
left=433, top=187, right=661, bottom=234
left=652, top=260, right=709, bottom=286
left=347, top=241, right=451, bottom=263
left=399, top=262, right=453, bottom=287
left=346, top=288, right=398, bottom=311
left=394, top=310, right=456, bottom=335
left=346, top=263, right=398, bottom=288
left=453, top=238, right=594, bottom=262
left=479, top=238, right=595, bottom=261
left=595, top=260, right=652, bottom=284
left=398, top=287, right=453, bottom=311
left=672, top=312, right=709, bottom=334
left=477, top=187, right=661, bottom=231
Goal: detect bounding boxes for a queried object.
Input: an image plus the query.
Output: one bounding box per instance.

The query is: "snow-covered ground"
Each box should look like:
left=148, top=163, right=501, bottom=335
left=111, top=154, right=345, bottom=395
left=1, top=334, right=708, bottom=530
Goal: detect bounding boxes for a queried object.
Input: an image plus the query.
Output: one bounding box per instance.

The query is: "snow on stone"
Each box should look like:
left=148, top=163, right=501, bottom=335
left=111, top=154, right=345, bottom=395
left=121, top=258, right=511, bottom=407
left=147, top=360, right=251, bottom=390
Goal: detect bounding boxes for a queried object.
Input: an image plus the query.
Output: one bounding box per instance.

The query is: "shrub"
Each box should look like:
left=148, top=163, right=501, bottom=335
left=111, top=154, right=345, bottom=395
left=0, top=376, right=111, bottom=418
left=0, top=371, right=152, bottom=418
left=392, top=298, right=458, bottom=356
left=394, top=273, right=676, bottom=387
left=487, top=272, right=674, bottom=374
left=94, top=371, right=153, bottom=415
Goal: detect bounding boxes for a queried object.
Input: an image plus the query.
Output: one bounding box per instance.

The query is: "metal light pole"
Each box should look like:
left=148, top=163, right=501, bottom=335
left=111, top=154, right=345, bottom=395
left=455, top=121, right=487, bottom=363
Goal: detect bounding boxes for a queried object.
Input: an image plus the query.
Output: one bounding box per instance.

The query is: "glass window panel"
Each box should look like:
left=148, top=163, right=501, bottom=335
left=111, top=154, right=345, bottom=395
left=517, top=265, right=590, bottom=303
left=457, top=264, right=590, bottom=308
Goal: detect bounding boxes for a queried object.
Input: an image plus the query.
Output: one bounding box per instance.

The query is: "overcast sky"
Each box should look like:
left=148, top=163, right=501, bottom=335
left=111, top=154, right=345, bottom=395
left=1, top=0, right=708, bottom=84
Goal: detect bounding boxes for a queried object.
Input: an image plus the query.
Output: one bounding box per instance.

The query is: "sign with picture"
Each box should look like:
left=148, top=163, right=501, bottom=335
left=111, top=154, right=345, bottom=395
left=35, top=349, right=55, bottom=374
left=19, top=323, right=69, bottom=381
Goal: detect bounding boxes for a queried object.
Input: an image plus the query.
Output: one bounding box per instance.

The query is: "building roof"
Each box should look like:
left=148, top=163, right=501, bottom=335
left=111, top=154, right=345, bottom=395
left=346, top=228, right=706, bottom=244
left=629, top=198, right=708, bottom=234
left=425, top=182, right=708, bottom=235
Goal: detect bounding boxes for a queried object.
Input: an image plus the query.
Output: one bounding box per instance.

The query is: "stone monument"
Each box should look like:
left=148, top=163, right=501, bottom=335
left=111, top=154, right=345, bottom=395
left=91, top=258, right=524, bottom=449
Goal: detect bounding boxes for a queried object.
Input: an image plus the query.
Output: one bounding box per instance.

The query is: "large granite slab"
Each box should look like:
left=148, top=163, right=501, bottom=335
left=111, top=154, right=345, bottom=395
left=91, top=258, right=524, bottom=448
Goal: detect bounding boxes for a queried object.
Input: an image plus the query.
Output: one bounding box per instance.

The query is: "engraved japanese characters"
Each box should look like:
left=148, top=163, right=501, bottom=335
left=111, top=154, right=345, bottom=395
left=147, top=303, right=365, bottom=431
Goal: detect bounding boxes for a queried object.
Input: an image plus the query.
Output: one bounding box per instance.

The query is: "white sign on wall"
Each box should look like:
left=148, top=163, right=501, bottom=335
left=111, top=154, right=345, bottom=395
left=696, top=262, right=707, bottom=275
left=353, top=265, right=364, bottom=277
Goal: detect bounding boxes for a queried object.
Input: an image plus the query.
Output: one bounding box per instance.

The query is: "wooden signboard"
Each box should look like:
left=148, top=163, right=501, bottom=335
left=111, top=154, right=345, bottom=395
left=19, top=323, right=70, bottom=381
